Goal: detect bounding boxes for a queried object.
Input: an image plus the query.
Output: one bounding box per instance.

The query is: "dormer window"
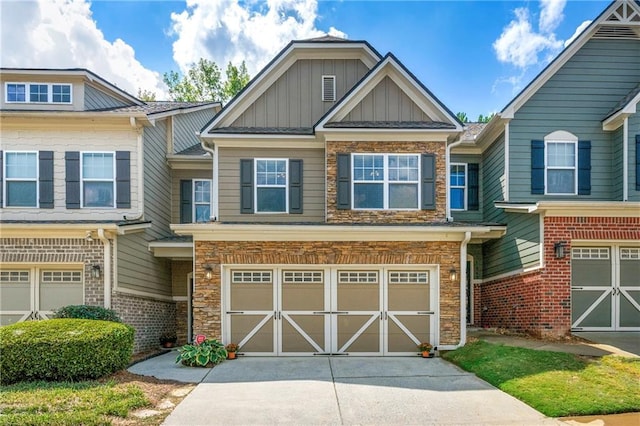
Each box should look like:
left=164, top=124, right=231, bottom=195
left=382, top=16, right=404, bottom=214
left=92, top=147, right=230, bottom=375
left=322, top=75, right=336, bottom=102
left=5, top=83, right=72, bottom=104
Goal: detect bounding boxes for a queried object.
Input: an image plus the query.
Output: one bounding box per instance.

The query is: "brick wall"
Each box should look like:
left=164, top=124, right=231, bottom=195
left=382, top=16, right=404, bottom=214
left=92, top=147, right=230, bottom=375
left=326, top=141, right=447, bottom=223
left=194, top=240, right=461, bottom=345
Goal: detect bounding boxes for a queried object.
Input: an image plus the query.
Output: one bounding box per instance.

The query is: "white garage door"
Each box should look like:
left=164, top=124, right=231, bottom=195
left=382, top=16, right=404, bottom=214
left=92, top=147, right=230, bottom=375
left=224, top=266, right=438, bottom=356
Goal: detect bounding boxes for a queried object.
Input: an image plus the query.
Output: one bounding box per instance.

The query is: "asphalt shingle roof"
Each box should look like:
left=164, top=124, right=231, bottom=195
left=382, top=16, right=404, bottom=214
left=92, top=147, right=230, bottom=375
left=604, top=84, right=640, bottom=120
left=105, top=101, right=218, bottom=115
left=175, top=144, right=209, bottom=156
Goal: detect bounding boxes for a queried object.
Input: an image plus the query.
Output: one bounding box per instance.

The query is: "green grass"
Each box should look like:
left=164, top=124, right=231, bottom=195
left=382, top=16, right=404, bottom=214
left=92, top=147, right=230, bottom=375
left=442, top=340, right=640, bottom=417
left=0, top=379, right=148, bottom=425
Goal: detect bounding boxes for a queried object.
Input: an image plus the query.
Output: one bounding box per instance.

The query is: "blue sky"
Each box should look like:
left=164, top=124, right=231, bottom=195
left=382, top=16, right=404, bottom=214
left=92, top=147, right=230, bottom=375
left=1, top=0, right=610, bottom=120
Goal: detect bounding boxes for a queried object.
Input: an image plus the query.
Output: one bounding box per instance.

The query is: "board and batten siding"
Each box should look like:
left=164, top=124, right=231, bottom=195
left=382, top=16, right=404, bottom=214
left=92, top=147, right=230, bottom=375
left=629, top=112, right=640, bottom=202
left=218, top=147, right=325, bottom=223
left=84, top=83, right=130, bottom=110
left=509, top=39, right=640, bottom=202
left=116, top=119, right=173, bottom=297
left=341, top=76, right=430, bottom=123
left=231, top=59, right=369, bottom=129
left=171, top=169, right=213, bottom=223
left=173, top=109, right=217, bottom=153
left=450, top=153, right=483, bottom=222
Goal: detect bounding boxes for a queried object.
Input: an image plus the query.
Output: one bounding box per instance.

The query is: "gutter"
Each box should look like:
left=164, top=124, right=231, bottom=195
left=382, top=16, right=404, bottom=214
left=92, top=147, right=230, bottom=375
left=97, top=229, right=112, bottom=309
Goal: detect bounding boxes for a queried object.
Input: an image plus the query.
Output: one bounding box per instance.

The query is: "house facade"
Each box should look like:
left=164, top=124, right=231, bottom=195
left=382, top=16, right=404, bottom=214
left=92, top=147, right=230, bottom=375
left=0, top=68, right=219, bottom=351
left=458, top=0, right=640, bottom=337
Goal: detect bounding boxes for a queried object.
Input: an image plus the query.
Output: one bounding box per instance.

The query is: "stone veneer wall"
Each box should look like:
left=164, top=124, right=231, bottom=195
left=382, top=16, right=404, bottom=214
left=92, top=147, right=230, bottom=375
left=479, top=216, right=640, bottom=337
left=193, top=240, right=461, bottom=346
left=326, top=141, right=447, bottom=223
left=175, top=300, right=189, bottom=344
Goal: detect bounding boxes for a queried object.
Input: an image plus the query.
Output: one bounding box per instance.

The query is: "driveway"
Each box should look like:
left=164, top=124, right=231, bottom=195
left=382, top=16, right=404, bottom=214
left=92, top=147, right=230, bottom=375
left=573, top=331, right=640, bottom=357
left=162, top=357, right=562, bottom=425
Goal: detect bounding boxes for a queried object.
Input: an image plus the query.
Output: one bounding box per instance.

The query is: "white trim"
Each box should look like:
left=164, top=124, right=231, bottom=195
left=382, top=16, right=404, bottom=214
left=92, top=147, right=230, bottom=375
left=4, top=82, right=73, bottom=105
left=2, top=150, right=39, bottom=208
left=80, top=151, right=116, bottom=208
left=449, top=162, right=467, bottom=211
left=504, top=122, right=510, bottom=201
left=321, top=75, right=336, bottom=102
left=623, top=117, right=629, bottom=201
left=544, top=139, right=578, bottom=195
left=146, top=102, right=221, bottom=120
left=540, top=211, right=546, bottom=267
left=254, top=158, right=289, bottom=214
left=192, top=178, right=212, bottom=223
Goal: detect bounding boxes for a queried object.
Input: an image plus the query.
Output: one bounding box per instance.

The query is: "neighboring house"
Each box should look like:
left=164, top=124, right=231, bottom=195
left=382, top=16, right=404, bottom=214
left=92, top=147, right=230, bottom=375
left=0, top=68, right=220, bottom=351
left=456, top=0, right=640, bottom=337
left=171, top=36, right=506, bottom=356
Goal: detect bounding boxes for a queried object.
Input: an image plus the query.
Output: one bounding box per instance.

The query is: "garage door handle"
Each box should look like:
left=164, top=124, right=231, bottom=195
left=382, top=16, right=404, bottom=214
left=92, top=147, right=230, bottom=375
left=334, top=311, right=349, bottom=315
left=226, top=311, right=245, bottom=314
left=313, top=311, right=331, bottom=314
left=417, top=311, right=434, bottom=315
left=571, top=287, right=584, bottom=290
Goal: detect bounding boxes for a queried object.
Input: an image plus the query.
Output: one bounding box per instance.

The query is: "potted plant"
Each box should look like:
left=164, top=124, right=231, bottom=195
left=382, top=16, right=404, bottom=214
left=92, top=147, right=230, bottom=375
left=418, top=342, right=433, bottom=358
left=225, top=343, right=240, bottom=359
left=160, top=331, right=178, bottom=348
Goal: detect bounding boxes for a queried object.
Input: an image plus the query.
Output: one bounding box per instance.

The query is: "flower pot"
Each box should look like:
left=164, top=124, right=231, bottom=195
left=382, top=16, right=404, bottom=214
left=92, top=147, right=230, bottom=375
left=162, top=342, right=175, bottom=348
left=227, top=352, right=236, bottom=360
left=421, top=351, right=431, bottom=358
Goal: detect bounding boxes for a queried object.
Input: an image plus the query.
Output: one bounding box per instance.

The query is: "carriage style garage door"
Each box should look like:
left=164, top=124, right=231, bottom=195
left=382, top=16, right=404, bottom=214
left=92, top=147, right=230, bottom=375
left=224, top=266, right=438, bottom=356
left=571, top=247, right=640, bottom=331
left=0, top=269, right=84, bottom=326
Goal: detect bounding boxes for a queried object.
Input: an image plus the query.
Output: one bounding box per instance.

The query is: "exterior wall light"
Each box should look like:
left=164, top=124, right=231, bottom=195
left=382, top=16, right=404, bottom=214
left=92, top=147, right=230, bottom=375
left=85, top=231, right=94, bottom=242
left=204, top=264, right=214, bottom=280
left=554, top=241, right=567, bottom=259
left=91, top=264, right=101, bottom=279
left=449, top=268, right=458, bottom=282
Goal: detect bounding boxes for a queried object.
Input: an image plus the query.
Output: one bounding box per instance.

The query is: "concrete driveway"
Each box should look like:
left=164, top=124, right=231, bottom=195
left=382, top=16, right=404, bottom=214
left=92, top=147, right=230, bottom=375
left=573, top=331, right=640, bottom=357
left=162, top=357, right=562, bottom=425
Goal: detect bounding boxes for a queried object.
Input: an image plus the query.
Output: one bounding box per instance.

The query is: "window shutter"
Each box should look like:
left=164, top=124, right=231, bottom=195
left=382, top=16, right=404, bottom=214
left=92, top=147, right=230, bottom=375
left=65, top=151, right=80, bottom=209
left=289, top=159, right=303, bottom=214
left=116, top=151, right=131, bottom=208
left=531, top=140, right=545, bottom=194
left=0, top=151, right=3, bottom=206
left=467, top=163, right=479, bottom=211
left=577, top=141, right=591, bottom=195
left=39, top=151, right=54, bottom=208
left=180, top=180, right=192, bottom=223
left=336, top=154, right=351, bottom=210
left=636, top=135, right=640, bottom=191
left=421, top=153, right=436, bottom=210
left=240, top=159, right=254, bottom=214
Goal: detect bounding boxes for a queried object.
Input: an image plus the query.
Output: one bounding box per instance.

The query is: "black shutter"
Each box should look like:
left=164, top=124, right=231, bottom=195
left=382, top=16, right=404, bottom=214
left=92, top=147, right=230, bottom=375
left=39, top=151, right=54, bottom=208
left=115, top=151, right=131, bottom=208
left=467, top=163, right=479, bottom=211
left=577, top=141, right=591, bottom=195
left=421, top=153, right=435, bottom=210
left=636, top=135, right=640, bottom=191
left=289, top=159, right=303, bottom=214
left=336, top=154, right=351, bottom=210
left=240, top=159, right=254, bottom=214
left=531, top=140, right=545, bottom=194
left=0, top=151, right=3, bottom=206
left=65, top=151, right=80, bottom=209
left=180, top=180, right=192, bottom=223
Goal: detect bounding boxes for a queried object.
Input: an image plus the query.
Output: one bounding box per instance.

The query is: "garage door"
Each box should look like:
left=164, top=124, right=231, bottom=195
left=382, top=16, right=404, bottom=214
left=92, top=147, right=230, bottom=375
left=571, top=247, right=640, bottom=331
left=0, top=269, right=84, bottom=325
left=225, top=267, right=437, bottom=356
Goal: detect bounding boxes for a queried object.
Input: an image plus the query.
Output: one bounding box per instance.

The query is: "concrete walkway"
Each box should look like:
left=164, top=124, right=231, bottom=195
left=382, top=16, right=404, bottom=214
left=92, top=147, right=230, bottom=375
left=160, top=357, right=563, bottom=426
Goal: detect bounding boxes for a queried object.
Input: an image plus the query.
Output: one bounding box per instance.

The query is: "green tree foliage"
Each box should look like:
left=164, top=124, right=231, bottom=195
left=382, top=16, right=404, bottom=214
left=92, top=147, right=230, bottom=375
left=477, top=113, right=496, bottom=123
left=137, top=88, right=157, bottom=101
left=163, top=58, right=250, bottom=103
left=456, top=112, right=469, bottom=123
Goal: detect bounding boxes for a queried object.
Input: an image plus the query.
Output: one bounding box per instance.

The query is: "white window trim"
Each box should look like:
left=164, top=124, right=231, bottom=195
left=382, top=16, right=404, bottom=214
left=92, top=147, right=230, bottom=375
left=351, top=153, right=421, bottom=211
left=544, top=140, right=578, bottom=195
left=322, top=75, right=336, bottom=102
left=80, top=151, right=116, bottom=208
left=3, top=150, right=39, bottom=208
left=254, top=158, right=289, bottom=214
left=192, top=178, right=212, bottom=223
left=4, top=82, right=73, bottom=104
left=450, top=162, right=467, bottom=211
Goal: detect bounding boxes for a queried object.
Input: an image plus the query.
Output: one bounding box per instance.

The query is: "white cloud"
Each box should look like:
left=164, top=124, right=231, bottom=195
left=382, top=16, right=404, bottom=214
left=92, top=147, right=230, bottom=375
left=564, top=20, right=592, bottom=47
left=169, top=0, right=347, bottom=76
left=539, top=0, right=566, bottom=34
left=0, top=0, right=166, bottom=98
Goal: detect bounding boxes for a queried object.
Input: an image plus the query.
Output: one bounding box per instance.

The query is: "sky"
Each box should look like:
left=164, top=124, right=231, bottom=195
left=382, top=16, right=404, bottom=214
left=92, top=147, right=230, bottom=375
left=0, top=0, right=611, bottom=120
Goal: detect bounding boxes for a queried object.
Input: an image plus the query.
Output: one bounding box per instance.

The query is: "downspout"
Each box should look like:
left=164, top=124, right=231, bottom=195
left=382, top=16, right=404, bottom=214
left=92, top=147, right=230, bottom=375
left=504, top=121, right=510, bottom=202
left=623, top=117, right=628, bottom=201
left=199, top=136, right=217, bottom=221
left=97, top=229, right=112, bottom=309
left=446, top=140, right=465, bottom=221
left=127, top=116, right=145, bottom=220
left=456, top=231, right=472, bottom=348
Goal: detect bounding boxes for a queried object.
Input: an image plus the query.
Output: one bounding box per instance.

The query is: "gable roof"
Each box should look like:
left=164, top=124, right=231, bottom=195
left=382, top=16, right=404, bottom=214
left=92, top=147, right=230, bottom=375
left=501, top=0, right=640, bottom=119
left=602, top=83, right=640, bottom=129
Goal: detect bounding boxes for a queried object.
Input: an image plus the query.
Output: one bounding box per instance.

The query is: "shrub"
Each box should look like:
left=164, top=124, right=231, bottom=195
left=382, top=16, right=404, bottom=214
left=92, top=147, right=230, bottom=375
left=0, top=319, right=134, bottom=384
left=176, top=339, right=227, bottom=367
left=54, top=305, right=121, bottom=322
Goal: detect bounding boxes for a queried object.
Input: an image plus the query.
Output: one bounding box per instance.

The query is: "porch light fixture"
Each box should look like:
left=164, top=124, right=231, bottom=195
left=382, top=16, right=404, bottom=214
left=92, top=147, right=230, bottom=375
left=85, top=231, right=94, bottom=242
left=449, top=268, right=458, bottom=282
left=554, top=241, right=567, bottom=259
left=204, top=264, right=213, bottom=280
left=91, top=264, right=101, bottom=279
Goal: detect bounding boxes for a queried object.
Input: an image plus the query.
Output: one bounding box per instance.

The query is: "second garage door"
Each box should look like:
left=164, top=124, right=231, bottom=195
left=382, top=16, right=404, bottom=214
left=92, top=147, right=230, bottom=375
left=224, top=267, right=438, bottom=356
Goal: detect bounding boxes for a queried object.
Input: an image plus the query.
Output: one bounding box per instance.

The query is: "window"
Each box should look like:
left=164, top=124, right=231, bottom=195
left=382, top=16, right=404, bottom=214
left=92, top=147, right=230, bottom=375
left=4, top=151, right=38, bottom=207
left=352, top=154, right=419, bottom=210
left=255, top=159, right=287, bottom=213
left=82, top=152, right=114, bottom=207
left=450, top=163, right=466, bottom=210
left=546, top=141, right=576, bottom=194
left=322, top=75, right=336, bottom=102
left=5, top=82, right=72, bottom=104
left=193, top=179, right=211, bottom=222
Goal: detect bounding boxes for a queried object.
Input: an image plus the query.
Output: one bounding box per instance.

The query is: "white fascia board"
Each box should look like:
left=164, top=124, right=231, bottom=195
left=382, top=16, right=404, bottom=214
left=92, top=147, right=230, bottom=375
left=116, top=222, right=152, bottom=235
left=473, top=116, right=508, bottom=153
left=0, top=223, right=118, bottom=238
left=535, top=201, right=640, bottom=217
left=602, top=96, right=638, bottom=131
left=494, top=203, right=539, bottom=213
left=171, top=223, right=506, bottom=242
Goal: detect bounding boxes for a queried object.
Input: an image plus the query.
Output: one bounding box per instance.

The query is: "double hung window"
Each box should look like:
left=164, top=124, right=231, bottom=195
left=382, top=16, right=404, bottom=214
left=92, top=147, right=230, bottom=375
left=255, top=159, right=288, bottom=213
left=352, top=154, right=419, bottom=210
left=546, top=141, right=576, bottom=194
left=82, top=152, right=115, bottom=207
left=193, top=179, right=211, bottom=222
left=4, top=151, right=38, bottom=207
left=450, top=164, right=466, bottom=210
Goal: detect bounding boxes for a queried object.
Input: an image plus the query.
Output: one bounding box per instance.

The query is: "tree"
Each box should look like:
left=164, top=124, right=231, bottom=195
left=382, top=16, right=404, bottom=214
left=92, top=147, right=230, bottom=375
left=163, top=59, right=250, bottom=103
left=477, top=113, right=496, bottom=123
left=137, top=88, right=156, bottom=102
left=456, top=112, right=469, bottom=123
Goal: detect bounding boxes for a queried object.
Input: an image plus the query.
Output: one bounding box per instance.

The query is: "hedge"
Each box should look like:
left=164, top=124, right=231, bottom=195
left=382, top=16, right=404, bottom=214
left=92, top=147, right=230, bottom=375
left=0, top=319, right=134, bottom=384
left=54, top=305, right=121, bottom=322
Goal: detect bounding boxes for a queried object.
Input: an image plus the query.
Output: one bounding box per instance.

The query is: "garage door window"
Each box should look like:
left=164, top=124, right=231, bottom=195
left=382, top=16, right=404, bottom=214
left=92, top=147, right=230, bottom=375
left=389, top=271, right=429, bottom=284
left=232, top=270, right=272, bottom=284
left=338, top=271, right=378, bottom=283
left=283, top=271, right=323, bottom=283
left=0, top=270, right=29, bottom=282
left=572, top=248, right=609, bottom=259
left=620, top=248, right=640, bottom=260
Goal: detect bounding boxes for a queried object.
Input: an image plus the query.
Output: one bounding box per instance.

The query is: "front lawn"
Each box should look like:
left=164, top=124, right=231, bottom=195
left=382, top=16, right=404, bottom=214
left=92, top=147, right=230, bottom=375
left=442, top=340, right=640, bottom=417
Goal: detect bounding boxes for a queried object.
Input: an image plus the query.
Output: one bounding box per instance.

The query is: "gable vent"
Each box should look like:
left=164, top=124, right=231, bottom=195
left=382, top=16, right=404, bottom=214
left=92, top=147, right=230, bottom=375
left=593, top=25, right=640, bottom=40
left=322, top=75, right=336, bottom=102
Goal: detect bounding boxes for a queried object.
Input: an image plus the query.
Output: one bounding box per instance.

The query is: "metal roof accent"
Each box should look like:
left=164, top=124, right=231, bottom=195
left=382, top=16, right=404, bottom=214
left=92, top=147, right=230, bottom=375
left=324, top=121, right=456, bottom=129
